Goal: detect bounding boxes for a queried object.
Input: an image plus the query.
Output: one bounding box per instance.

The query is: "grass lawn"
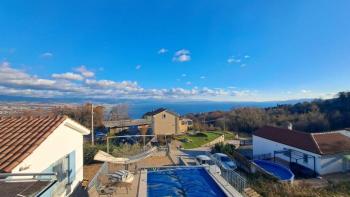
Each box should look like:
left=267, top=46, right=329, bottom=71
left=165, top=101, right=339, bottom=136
left=176, top=131, right=223, bottom=149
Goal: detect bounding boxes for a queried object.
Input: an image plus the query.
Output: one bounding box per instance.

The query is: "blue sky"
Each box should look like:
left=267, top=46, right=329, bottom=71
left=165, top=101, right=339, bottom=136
left=0, top=0, right=350, bottom=101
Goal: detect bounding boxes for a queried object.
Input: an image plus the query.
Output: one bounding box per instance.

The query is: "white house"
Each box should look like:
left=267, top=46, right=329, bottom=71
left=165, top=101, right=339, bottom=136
left=253, top=126, right=350, bottom=175
left=0, top=116, right=90, bottom=196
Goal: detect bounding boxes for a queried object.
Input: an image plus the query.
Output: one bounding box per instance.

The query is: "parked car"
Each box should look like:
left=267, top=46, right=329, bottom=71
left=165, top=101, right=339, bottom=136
left=196, top=155, right=221, bottom=175
left=212, top=153, right=237, bottom=170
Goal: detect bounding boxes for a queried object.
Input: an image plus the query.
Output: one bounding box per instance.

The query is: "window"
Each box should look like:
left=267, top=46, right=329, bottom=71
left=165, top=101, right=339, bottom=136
left=303, top=154, right=308, bottom=163
left=162, top=114, right=166, bottom=119
left=282, top=148, right=290, bottom=157
left=52, top=155, right=69, bottom=182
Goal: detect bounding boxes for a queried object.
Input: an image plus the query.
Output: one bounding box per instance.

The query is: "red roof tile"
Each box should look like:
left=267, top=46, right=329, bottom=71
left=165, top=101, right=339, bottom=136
left=312, top=132, right=350, bottom=155
left=0, top=116, right=67, bottom=172
left=254, top=126, right=350, bottom=155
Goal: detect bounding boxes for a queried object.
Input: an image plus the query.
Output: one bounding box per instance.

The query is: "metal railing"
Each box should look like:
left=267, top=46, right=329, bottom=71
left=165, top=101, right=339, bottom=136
left=207, top=153, right=247, bottom=193
left=253, top=153, right=272, bottom=160
left=87, top=162, right=109, bottom=190
left=0, top=172, right=57, bottom=181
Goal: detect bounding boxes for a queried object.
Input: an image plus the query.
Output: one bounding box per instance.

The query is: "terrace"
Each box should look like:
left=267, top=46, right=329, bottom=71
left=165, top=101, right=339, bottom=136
left=84, top=134, right=246, bottom=197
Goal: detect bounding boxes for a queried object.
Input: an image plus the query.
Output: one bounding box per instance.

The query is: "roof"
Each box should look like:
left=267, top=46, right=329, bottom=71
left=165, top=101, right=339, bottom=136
left=0, top=116, right=89, bottom=172
left=104, top=119, right=150, bottom=128
left=254, top=126, right=350, bottom=155
left=0, top=180, right=55, bottom=196
left=312, top=132, right=350, bottom=155
left=143, top=108, right=179, bottom=117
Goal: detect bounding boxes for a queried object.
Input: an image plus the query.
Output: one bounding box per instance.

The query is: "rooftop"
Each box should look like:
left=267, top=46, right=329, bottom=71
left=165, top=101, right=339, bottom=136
left=104, top=119, right=150, bottom=128
left=254, top=126, right=350, bottom=155
left=142, top=108, right=179, bottom=117
left=0, top=116, right=67, bottom=172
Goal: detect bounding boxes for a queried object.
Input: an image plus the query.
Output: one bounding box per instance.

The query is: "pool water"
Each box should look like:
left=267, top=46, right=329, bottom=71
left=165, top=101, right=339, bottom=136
left=147, top=167, right=227, bottom=197
left=253, top=160, right=294, bottom=181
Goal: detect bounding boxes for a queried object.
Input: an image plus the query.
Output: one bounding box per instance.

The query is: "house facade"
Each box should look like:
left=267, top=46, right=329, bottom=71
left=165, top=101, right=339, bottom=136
left=178, top=118, right=193, bottom=133
left=143, top=108, right=181, bottom=135
left=253, top=126, right=350, bottom=175
left=0, top=116, right=90, bottom=196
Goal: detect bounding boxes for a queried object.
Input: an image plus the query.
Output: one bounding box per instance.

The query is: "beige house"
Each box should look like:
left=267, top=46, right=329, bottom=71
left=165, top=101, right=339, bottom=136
left=144, top=108, right=186, bottom=135
left=143, top=108, right=193, bottom=135
left=179, top=118, right=193, bottom=133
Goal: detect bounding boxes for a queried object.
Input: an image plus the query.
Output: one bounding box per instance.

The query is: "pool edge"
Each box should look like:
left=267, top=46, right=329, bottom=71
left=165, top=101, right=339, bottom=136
left=253, top=160, right=295, bottom=183
left=137, top=169, right=147, bottom=197
left=206, top=168, right=243, bottom=197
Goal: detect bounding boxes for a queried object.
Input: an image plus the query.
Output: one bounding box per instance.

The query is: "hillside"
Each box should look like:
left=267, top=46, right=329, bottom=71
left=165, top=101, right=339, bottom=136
left=186, top=92, right=350, bottom=133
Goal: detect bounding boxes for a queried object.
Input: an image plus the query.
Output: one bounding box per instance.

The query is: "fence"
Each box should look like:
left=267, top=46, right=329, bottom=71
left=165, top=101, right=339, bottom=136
left=253, top=153, right=272, bottom=160
left=207, top=153, right=247, bottom=193
left=218, top=164, right=246, bottom=193
left=87, top=162, right=109, bottom=190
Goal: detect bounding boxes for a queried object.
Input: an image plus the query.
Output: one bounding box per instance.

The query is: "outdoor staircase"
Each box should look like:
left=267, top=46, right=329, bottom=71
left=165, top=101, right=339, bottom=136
left=243, top=187, right=261, bottom=197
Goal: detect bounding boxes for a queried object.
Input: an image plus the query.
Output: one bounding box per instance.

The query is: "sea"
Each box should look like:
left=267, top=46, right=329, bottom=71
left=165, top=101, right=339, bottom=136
left=126, top=100, right=305, bottom=119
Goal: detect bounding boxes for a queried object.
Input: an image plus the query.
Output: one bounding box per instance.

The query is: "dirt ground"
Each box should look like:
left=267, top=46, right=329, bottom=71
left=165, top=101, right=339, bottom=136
left=83, top=163, right=103, bottom=181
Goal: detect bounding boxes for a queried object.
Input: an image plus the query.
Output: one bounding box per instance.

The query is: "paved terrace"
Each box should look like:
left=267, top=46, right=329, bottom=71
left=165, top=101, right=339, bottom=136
left=88, top=154, right=174, bottom=197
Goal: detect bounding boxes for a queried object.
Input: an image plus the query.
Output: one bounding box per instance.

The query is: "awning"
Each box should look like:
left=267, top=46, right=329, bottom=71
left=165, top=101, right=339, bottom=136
left=343, top=155, right=350, bottom=160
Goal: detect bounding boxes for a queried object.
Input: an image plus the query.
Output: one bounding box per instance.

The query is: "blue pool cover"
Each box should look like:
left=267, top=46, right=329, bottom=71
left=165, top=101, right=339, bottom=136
left=147, top=167, right=227, bottom=197
left=253, top=160, right=294, bottom=181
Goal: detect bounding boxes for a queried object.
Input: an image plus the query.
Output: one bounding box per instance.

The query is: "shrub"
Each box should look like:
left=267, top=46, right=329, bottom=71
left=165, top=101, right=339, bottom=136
left=83, top=143, right=98, bottom=164
left=211, top=143, right=236, bottom=155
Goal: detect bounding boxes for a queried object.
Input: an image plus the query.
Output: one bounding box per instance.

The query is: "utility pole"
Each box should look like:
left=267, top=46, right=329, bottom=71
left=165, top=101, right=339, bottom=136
left=223, top=116, right=226, bottom=131
left=91, top=103, right=94, bottom=145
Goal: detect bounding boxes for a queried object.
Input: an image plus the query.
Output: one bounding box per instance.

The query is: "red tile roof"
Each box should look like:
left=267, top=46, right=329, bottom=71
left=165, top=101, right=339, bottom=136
left=312, top=132, right=350, bottom=155
left=0, top=116, right=67, bottom=172
left=254, top=126, right=350, bottom=155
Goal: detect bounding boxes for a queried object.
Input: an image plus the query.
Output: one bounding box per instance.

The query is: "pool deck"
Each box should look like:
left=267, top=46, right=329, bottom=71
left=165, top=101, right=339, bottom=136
left=88, top=154, right=174, bottom=197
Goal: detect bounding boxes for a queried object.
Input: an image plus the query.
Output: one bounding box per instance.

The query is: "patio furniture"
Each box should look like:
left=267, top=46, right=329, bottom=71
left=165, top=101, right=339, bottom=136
left=96, top=185, right=116, bottom=197
left=107, top=170, right=134, bottom=183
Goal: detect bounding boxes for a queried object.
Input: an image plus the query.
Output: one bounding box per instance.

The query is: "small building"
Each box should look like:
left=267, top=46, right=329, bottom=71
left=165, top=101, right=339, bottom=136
left=104, top=119, right=150, bottom=135
left=253, top=126, right=350, bottom=175
left=178, top=118, right=193, bottom=133
left=0, top=116, right=90, bottom=196
left=143, top=108, right=182, bottom=135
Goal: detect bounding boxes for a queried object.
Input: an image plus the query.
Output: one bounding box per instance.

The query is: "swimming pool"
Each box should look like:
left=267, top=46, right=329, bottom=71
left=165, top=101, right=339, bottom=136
left=147, top=167, right=227, bottom=197
left=253, top=160, right=294, bottom=182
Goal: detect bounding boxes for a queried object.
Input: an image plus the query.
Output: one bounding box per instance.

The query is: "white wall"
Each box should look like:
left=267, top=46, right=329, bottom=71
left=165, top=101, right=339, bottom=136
left=253, top=135, right=320, bottom=173
left=319, top=155, right=345, bottom=175
left=253, top=135, right=348, bottom=175
left=12, top=119, right=85, bottom=196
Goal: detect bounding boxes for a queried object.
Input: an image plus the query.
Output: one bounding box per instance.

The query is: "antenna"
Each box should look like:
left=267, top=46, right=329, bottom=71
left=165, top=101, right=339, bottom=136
left=91, top=103, right=94, bottom=145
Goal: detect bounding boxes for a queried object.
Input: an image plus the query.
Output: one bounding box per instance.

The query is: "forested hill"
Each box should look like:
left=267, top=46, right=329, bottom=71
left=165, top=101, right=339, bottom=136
left=186, top=92, right=350, bottom=133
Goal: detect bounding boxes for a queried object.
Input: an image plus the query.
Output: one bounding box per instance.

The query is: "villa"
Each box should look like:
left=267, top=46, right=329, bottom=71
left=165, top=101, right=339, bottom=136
left=253, top=126, right=350, bottom=175
left=0, top=116, right=90, bottom=196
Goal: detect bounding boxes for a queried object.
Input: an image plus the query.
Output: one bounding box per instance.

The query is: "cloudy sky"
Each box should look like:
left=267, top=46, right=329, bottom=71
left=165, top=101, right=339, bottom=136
left=0, top=0, right=350, bottom=101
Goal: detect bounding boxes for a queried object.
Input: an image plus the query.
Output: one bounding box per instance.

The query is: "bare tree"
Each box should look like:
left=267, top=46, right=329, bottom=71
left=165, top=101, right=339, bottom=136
left=109, top=104, right=129, bottom=120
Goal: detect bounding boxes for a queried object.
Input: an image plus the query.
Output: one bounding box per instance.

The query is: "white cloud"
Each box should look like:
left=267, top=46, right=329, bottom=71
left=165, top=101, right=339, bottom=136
left=173, top=49, right=191, bottom=62
left=227, top=57, right=242, bottom=64
left=200, top=76, right=206, bottom=79
left=41, top=52, right=53, bottom=58
left=244, top=55, right=250, bottom=59
left=301, top=89, right=311, bottom=93
left=181, top=73, right=187, bottom=77
left=135, top=65, right=142, bottom=70
left=158, top=48, right=168, bottom=54
left=1, top=61, right=10, bottom=67
left=52, top=72, right=84, bottom=81
left=1, top=61, right=336, bottom=102
left=240, top=64, right=246, bottom=68
left=75, top=65, right=95, bottom=78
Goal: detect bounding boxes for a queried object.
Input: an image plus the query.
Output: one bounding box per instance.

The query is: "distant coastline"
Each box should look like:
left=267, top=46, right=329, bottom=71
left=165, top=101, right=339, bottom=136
left=0, top=94, right=313, bottom=119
